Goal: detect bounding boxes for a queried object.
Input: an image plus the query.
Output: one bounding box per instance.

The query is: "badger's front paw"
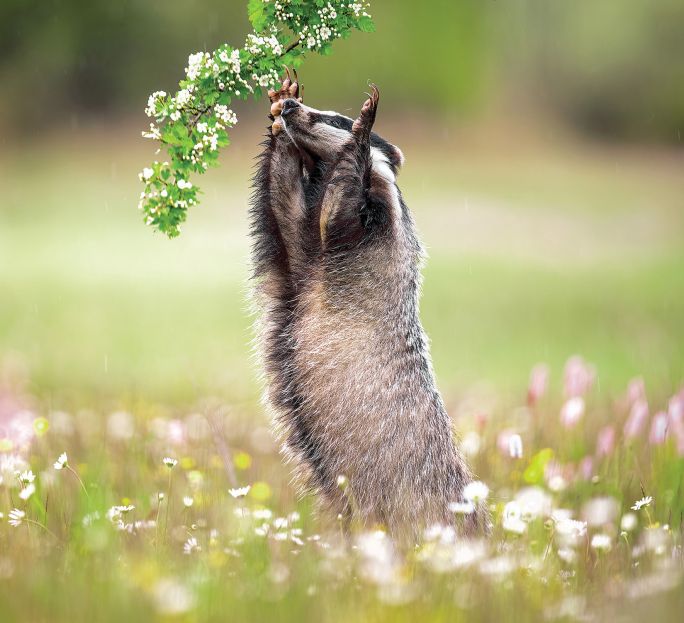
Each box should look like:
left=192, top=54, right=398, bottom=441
left=352, top=84, right=379, bottom=137
left=268, top=69, right=303, bottom=136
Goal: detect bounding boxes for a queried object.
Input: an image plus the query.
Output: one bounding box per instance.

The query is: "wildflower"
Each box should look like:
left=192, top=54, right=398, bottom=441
left=626, top=377, right=646, bottom=404
left=578, top=456, right=594, bottom=481
left=515, top=487, right=552, bottom=520
left=557, top=548, right=577, bottom=564
left=527, top=363, right=549, bottom=405
left=153, top=578, right=195, bottom=615
left=624, top=399, right=649, bottom=439
left=649, top=411, right=668, bottom=445
left=596, top=426, right=615, bottom=457
left=184, top=537, right=201, bottom=555
left=183, top=496, right=194, bottom=508
left=19, top=483, right=35, bottom=500
left=581, top=497, right=619, bottom=527
left=449, top=501, right=475, bottom=515
left=463, top=481, right=489, bottom=504
left=53, top=452, right=68, bottom=470
left=621, top=512, right=638, bottom=532
left=560, top=397, right=585, bottom=428
left=460, top=431, right=481, bottom=457
left=162, top=457, right=178, bottom=468
left=502, top=501, right=526, bottom=535
left=8, top=509, right=25, bottom=527
left=229, top=485, right=251, bottom=499
left=631, top=496, right=653, bottom=511
left=563, top=356, right=595, bottom=397
left=508, top=434, right=523, bottom=459
left=545, top=460, right=568, bottom=492
left=590, top=533, right=612, bottom=551
left=176, top=179, right=193, bottom=191
left=554, top=517, right=587, bottom=546
left=17, top=470, right=35, bottom=485
left=107, top=505, right=135, bottom=522
left=107, top=411, right=135, bottom=441
left=336, top=474, right=348, bottom=488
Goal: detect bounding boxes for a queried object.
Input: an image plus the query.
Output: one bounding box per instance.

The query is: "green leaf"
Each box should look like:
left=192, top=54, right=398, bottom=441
left=247, top=0, right=268, bottom=31
left=358, top=16, right=375, bottom=33
left=523, top=448, right=554, bottom=485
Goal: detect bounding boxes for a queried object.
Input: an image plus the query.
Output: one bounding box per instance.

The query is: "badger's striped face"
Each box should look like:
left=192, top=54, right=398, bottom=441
left=279, top=98, right=404, bottom=180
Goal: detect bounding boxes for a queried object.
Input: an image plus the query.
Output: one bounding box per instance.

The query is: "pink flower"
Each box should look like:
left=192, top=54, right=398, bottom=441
left=626, top=377, right=646, bottom=404
left=579, top=456, right=594, bottom=481
left=167, top=419, right=186, bottom=445
left=596, top=426, right=615, bottom=457
left=669, top=393, right=684, bottom=456
left=669, top=393, right=683, bottom=428
left=624, top=399, right=649, bottom=439
left=527, top=364, right=549, bottom=406
left=563, top=356, right=595, bottom=398
left=560, top=397, right=585, bottom=429
left=496, top=429, right=515, bottom=457
left=649, top=411, right=669, bottom=445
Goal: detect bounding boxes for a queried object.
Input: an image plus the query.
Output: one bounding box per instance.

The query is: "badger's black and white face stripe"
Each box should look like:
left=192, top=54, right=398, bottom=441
left=279, top=99, right=404, bottom=183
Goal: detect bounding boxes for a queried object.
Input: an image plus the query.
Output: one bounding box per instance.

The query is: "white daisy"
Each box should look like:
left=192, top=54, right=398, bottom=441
left=19, top=483, right=35, bottom=501
left=590, top=533, right=612, bottom=551
left=183, top=537, right=201, bottom=555
left=162, top=457, right=178, bottom=469
left=8, top=508, right=25, bottom=527
left=53, top=452, right=68, bottom=470
left=229, top=485, right=251, bottom=499
left=463, top=481, right=489, bottom=504
left=631, top=496, right=653, bottom=511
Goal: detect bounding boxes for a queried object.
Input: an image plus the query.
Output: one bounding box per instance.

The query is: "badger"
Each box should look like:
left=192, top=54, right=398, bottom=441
left=249, top=73, right=486, bottom=540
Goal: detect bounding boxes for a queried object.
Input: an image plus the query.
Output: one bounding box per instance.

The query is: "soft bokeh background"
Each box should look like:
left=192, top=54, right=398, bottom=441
left=1, top=0, right=683, bottom=411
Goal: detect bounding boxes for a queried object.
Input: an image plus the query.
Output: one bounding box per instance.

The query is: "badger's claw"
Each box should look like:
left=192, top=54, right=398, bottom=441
left=269, top=71, right=303, bottom=121
left=352, top=83, right=379, bottom=136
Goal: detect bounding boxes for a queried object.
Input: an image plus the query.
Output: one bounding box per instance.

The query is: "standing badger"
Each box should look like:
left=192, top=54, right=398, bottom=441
left=250, top=74, right=485, bottom=539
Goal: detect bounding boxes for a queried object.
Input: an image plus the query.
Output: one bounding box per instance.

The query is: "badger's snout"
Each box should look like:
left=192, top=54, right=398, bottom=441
left=281, top=98, right=300, bottom=116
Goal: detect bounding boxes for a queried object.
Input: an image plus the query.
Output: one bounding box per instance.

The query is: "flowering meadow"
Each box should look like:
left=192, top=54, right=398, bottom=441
left=1, top=355, right=683, bottom=623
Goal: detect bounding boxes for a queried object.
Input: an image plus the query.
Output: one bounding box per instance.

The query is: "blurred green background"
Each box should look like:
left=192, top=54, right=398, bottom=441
left=1, top=0, right=683, bottom=411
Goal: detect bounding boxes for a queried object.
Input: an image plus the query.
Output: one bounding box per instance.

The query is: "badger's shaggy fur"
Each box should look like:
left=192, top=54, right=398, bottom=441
left=249, top=78, right=486, bottom=539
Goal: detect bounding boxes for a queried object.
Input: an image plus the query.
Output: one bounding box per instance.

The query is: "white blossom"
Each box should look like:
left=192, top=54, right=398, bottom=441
left=8, top=509, right=25, bottom=527
left=229, top=486, right=251, bottom=499
left=463, top=481, right=489, bottom=504
left=631, top=496, right=653, bottom=511
left=53, top=452, right=68, bottom=470
left=184, top=537, right=201, bottom=555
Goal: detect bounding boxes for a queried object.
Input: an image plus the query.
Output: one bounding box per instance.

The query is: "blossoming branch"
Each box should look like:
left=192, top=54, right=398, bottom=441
left=139, top=0, right=374, bottom=238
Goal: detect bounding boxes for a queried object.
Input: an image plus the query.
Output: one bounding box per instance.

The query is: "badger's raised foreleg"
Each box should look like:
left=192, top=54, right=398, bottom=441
left=318, top=85, right=397, bottom=250
left=250, top=75, right=308, bottom=297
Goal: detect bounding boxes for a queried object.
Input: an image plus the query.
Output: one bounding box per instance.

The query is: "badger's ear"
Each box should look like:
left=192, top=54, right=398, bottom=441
left=389, top=145, right=405, bottom=169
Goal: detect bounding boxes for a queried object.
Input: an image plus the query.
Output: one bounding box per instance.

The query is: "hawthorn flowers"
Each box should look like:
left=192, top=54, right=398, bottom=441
left=139, top=0, right=374, bottom=238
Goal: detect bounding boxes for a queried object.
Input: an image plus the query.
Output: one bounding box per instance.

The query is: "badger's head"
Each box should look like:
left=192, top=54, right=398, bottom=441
left=278, top=98, right=404, bottom=178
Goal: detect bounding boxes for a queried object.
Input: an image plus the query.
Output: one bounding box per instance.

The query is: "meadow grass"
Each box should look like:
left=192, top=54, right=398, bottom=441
left=0, top=122, right=683, bottom=621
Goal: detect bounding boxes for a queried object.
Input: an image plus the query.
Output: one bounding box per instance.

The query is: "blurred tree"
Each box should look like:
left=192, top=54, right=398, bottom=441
left=0, top=0, right=682, bottom=143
